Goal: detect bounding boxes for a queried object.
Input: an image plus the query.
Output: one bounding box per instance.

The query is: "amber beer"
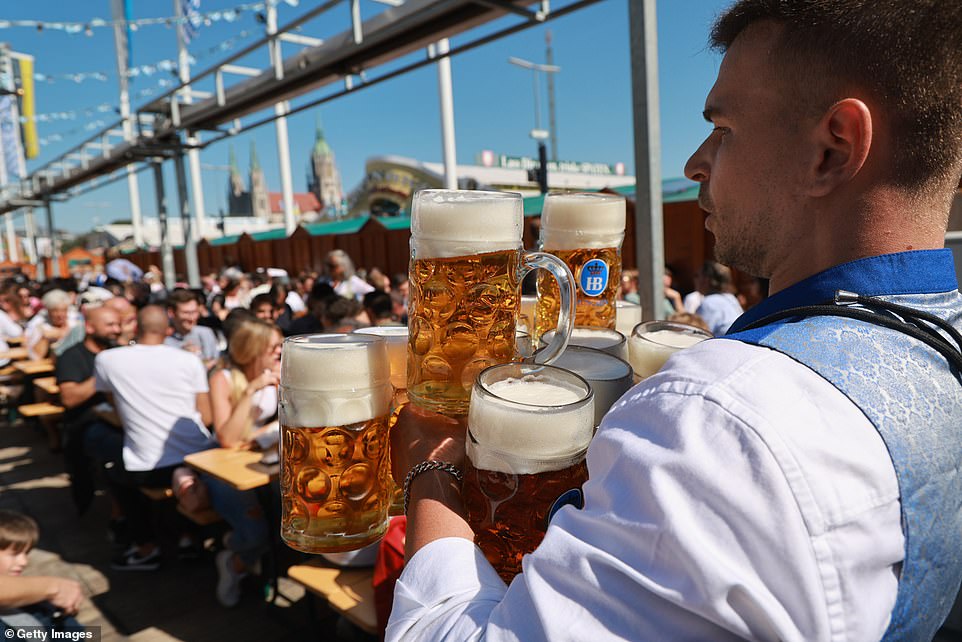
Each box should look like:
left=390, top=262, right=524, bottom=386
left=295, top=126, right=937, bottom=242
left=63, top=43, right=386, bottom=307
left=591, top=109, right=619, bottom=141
left=279, top=334, right=394, bottom=553
left=408, top=189, right=576, bottom=416
left=463, top=363, right=594, bottom=582
left=536, top=193, right=627, bottom=338
left=353, top=325, right=408, bottom=516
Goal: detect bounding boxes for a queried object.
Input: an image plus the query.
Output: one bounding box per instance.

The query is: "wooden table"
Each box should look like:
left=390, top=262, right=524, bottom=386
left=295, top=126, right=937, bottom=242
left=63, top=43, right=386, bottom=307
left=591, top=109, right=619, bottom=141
left=14, top=359, right=54, bottom=376
left=288, top=562, right=377, bottom=635
left=0, top=347, right=28, bottom=362
left=33, top=376, right=60, bottom=396
left=184, top=448, right=278, bottom=492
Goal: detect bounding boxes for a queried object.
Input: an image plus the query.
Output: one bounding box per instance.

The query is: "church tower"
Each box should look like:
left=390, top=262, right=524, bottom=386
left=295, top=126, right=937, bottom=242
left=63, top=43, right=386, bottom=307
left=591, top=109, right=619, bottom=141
left=227, top=145, right=251, bottom=215
left=307, top=117, right=343, bottom=216
left=249, top=142, right=270, bottom=218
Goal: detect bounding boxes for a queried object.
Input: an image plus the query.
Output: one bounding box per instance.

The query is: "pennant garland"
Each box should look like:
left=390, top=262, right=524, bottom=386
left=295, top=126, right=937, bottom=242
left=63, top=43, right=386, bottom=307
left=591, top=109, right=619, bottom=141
left=0, top=0, right=298, bottom=35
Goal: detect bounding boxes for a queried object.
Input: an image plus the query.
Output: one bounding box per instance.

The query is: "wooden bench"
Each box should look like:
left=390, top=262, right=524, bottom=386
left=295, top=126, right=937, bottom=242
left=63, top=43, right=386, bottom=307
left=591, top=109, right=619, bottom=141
left=17, top=402, right=65, bottom=419
left=288, top=562, right=378, bottom=635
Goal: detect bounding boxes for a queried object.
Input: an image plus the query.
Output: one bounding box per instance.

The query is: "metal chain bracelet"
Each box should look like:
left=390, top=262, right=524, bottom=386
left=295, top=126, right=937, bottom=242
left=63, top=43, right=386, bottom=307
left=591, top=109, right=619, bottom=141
left=402, top=460, right=464, bottom=515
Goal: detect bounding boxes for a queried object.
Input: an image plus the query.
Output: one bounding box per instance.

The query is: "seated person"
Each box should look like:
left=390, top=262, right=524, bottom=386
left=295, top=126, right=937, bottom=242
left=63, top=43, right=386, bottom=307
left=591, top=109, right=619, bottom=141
left=0, top=510, right=84, bottom=634
left=95, top=306, right=215, bottom=571
left=206, top=318, right=280, bottom=606
left=363, top=290, right=399, bottom=327
left=56, top=306, right=122, bottom=516
left=164, top=288, right=219, bottom=368
left=24, top=289, right=77, bottom=360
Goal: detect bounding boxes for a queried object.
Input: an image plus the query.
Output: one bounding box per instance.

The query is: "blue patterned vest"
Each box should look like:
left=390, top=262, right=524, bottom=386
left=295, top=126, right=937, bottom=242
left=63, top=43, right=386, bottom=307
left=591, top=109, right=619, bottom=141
left=724, top=250, right=962, bottom=641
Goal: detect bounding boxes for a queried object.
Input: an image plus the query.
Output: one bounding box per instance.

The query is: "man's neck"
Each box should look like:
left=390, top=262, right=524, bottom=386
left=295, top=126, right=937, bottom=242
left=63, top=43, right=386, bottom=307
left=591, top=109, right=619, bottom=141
left=83, top=338, right=103, bottom=354
left=137, top=334, right=165, bottom=346
left=768, top=188, right=948, bottom=295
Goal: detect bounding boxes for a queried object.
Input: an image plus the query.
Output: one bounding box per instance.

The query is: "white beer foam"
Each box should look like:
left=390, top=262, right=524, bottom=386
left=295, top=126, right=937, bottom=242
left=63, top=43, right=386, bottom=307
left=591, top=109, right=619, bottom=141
left=280, top=335, right=392, bottom=426
left=542, top=327, right=628, bottom=360
left=541, top=192, right=626, bottom=250
left=467, top=376, right=594, bottom=474
left=628, top=330, right=708, bottom=380
left=412, top=190, right=521, bottom=259
left=354, top=326, right=408, bottom=389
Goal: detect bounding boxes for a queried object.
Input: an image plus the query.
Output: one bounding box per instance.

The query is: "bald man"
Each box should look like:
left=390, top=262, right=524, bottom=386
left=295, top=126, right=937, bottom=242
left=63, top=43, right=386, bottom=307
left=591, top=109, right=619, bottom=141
left=94, top=305, right=214, bottom=571
left=103, top=296, right=136, bottom=345
left=56, top=306, right=123, bottom=515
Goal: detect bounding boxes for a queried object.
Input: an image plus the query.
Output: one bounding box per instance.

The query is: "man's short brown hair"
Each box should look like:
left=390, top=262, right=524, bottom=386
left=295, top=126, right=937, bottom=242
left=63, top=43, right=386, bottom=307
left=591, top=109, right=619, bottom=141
left=711, top=0, right=962, bottom=192
left=0, top=510, right=39, bottom=554
left=166, top=288, right=199, bottom=309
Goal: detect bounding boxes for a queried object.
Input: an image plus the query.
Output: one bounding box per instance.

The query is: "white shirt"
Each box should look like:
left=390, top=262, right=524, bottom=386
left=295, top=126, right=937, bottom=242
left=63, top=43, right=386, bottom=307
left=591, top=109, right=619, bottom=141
left=24, top=309, right=80, bottom=360
left=95, top=343, right=214, bottom=471
left=697, top=292, right=744, bottom=336
left=387, top=339, right=902, bottom=642
left=334, top=275, right=375, bottom=301
left=683, top=290, right=705, bottom=314
left=0, top=310, right=23, bottom=341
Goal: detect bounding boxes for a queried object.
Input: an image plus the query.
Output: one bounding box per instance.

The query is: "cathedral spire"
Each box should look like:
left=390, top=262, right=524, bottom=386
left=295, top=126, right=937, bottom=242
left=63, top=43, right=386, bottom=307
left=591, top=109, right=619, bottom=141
left=313, top=115, right=331, bottom=157
left=229, top=145, right=240, bottom=176
left=250, top=141, right=261, bottom=171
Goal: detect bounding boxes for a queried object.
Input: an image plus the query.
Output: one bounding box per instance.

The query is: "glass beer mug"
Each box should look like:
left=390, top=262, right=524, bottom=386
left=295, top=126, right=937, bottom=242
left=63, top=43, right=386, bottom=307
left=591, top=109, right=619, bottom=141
left=535, top=192, right=627, bottom=338
left=463, top=362, right=595, bottom=582
left=407, top=189, right=576, bottom=417
left=279, top=334, right=394, bottom=553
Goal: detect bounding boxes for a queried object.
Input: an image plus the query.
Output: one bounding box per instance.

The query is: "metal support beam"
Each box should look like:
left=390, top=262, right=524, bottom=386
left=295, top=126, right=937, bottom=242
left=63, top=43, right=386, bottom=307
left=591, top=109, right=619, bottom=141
left=152, top=162, right=177, bottom=291
left=5, top=213, right=17, bottom=263
left=435, top=39, right=458, bottom=190
left=174, top=153, right=201, bottom=288
left=628, top=0, right=663, bottom=321
left=268, top=2, right=297, bottom=235
left=24, top=208, right=39, bottom=279
left=44, top=198, right=60, bottom=278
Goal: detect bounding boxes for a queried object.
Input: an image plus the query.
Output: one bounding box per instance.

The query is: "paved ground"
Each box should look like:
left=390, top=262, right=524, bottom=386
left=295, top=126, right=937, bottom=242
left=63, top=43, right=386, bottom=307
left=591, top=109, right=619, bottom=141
left=0, top=418, right=375, bottom=642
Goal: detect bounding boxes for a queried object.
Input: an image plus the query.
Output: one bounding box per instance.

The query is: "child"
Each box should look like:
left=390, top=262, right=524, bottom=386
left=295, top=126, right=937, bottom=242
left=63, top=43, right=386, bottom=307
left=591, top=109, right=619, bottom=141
left=0, top=510, right=84, bottom=633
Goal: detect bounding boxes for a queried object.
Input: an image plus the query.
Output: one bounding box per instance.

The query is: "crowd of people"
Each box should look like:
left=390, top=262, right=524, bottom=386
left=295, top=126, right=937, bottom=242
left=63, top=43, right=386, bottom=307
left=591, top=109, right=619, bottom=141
left=0, top=248, right=410, bottom=623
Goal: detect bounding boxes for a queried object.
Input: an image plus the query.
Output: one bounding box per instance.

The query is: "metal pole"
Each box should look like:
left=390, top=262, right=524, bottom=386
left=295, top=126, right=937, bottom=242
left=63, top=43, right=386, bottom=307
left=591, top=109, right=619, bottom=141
left=267, top=1, right=297, bottom=234
left=174, top=0, right=207, bottom=241
left=628, top=0, right=664, bottom=321
left=44, top=197, right=60, bottom=278
left=532, top=69, right=542, bottom=131
left=112, top=0, right=144, bottom=247
left=545, top=29, right=558, bottom=161
left=174, top=152, right=201, bottom=287
left=152, top=161, right=176, bottom=291
left=5, top=213, right=17, bottom=263
left=436, top=39, right=458, bottom=190
left=24, top=208, right=40, bottom=280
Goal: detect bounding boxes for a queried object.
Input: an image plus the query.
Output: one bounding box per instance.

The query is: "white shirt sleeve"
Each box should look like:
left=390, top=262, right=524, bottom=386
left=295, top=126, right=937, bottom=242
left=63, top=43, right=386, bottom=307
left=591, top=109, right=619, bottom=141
left=93, top=353, right=111, bottom=393
left=387, top=341, right=901, bottom=642
left=0, top=310, right=23, bottom=339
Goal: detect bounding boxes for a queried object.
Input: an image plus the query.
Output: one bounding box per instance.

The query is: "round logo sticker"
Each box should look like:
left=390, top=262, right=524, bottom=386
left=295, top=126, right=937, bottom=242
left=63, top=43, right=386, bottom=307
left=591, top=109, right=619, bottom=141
left=579, top=259, right=609, bottom=297
left=545, top=488, right=585, bottom=528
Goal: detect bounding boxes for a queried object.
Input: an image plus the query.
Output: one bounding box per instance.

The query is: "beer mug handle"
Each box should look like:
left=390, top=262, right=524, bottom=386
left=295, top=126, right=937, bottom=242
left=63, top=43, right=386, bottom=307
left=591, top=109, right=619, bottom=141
left=520, top=251, right=575, bottom=365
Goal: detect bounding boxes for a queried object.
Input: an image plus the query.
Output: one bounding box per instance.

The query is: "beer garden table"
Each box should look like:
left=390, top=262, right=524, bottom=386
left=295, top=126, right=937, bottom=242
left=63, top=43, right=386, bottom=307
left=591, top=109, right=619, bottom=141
left=0, top=347, right=28, bottom=362
left=184, top=447, right=278, bottom=492
left=14, top=359, right=55, bottom=376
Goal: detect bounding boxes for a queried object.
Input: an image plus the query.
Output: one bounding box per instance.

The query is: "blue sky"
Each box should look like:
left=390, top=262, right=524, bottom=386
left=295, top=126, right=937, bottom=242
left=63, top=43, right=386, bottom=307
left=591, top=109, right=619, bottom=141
left=3, top=0, right=729, bottom=233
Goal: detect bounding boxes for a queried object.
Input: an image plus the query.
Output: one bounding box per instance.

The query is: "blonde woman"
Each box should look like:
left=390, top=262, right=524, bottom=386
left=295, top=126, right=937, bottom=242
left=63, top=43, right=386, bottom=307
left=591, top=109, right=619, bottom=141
left=204, top=318, right=281, bottom=607
left=209, top=318, right=282, bottom=448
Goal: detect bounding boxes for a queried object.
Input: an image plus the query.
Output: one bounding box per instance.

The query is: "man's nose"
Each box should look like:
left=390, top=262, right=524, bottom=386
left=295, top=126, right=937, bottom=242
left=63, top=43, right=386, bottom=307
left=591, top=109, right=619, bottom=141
left=685, top=141, right=711, bottom=183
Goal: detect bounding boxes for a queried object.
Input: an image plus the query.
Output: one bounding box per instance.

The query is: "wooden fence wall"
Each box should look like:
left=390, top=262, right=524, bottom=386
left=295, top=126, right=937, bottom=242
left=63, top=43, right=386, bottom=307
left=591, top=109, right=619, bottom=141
left=123, top=203, right=715, bottom=290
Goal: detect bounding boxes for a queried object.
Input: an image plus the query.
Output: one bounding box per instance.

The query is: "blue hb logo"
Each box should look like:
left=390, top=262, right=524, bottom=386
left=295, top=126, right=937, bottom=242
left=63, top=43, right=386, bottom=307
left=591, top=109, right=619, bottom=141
left=545, top=488, right=585, bottom=528
left=579, top=259, right=609, bottom=297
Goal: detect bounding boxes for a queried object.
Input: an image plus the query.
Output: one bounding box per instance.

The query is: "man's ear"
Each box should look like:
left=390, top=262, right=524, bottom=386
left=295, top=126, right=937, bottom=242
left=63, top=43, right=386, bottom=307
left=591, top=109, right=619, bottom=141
left=807, top=98, right=872, bottom=197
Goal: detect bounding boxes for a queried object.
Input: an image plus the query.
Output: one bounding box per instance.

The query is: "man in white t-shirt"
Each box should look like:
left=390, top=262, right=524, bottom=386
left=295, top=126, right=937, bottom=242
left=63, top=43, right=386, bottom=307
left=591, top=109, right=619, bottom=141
left=95, top=305, right=213, bottom=571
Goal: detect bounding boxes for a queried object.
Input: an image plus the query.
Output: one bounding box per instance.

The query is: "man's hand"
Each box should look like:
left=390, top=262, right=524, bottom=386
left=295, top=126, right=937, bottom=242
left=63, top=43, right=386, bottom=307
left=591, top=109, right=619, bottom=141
left=390, top=404, right=466, bottom=484
left=46, top=577, right=84, bottom=615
